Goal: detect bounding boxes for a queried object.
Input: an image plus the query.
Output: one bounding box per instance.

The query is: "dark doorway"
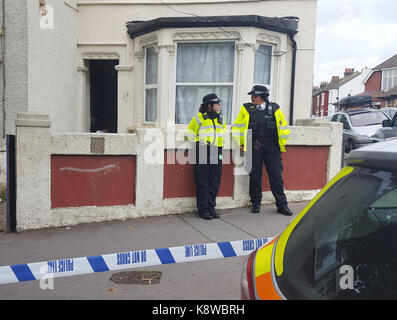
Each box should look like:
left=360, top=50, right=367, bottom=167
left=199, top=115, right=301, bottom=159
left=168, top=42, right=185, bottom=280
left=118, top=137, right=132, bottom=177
left=6, top=135, right=16, bottom=232
left=90, top=60, right=118, bottom=133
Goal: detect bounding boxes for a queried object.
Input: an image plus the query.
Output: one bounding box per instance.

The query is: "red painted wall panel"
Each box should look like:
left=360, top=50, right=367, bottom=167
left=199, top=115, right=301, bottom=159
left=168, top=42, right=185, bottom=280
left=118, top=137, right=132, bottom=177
left=51, top=155, right=136, bottom=208
left=365, top=71, right=382, bottom=92
left=262, top=146, right=329, bottom=191
left=312, top=96, right=317, bottom=116
left=51, top=147, right=328, bottom=208
left=164, top=146, right=328, bottom=198
left=163, top=150, right=234, bottom=198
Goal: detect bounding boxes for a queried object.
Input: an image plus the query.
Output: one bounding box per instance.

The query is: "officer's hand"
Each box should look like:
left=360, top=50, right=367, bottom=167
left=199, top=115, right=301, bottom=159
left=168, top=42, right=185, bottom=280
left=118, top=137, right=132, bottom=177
left=240, top=145, right=244, bottom=152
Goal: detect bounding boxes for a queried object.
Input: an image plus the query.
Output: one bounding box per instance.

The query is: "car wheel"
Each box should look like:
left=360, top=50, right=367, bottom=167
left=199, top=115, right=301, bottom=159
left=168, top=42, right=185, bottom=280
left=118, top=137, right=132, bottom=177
left=348, top=140, right=356, bottom=153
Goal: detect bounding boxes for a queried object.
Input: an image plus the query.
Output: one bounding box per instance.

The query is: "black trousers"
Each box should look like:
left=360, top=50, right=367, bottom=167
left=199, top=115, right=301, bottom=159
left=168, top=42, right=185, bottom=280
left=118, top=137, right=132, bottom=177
left=194, top=144, right=222, bottom=215
left=249, top=146, right=287, bottom=208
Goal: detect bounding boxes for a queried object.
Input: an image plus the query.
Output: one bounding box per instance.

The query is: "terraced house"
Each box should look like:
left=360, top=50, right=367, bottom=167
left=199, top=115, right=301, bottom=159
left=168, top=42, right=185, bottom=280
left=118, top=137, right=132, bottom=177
left=363, top=53, right=397, bottom=107
left=2, top=0, right=318, bottom=134
left=0, top=0, right=345, bottom=232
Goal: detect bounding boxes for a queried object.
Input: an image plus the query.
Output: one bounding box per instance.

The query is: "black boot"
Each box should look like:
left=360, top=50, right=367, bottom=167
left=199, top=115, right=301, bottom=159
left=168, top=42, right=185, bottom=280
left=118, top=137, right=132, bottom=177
left=277, top=205, right=293, bottom=216
left=198, top=211, right=213, bottom=220
left=251, top=204, right=260, bottom=214
left=209, top=207, right=220, bottom=219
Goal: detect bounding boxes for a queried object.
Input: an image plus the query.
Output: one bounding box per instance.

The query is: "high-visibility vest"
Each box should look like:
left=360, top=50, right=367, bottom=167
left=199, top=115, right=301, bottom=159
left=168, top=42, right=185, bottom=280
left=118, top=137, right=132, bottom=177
left=186, top=112, right=226, bottom=147
left=232, top=103, right=290, bottom=152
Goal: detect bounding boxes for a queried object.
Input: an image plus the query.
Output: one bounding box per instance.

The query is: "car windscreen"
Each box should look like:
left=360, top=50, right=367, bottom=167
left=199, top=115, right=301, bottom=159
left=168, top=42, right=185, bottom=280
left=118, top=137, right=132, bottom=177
left=349, top=111, right=388, bottom=127
left=276, top=166, right=397, bottom=300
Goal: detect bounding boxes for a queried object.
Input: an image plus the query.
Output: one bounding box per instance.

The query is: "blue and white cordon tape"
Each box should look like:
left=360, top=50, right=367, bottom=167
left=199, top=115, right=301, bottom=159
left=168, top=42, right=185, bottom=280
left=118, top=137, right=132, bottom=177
left=0, top=237, right=272, bottom=285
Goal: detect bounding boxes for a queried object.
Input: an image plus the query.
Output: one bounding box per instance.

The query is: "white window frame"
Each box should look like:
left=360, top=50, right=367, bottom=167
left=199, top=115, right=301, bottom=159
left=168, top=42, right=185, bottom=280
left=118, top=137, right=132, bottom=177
left=382, top=68, right=397, bottom=92
left=144, top=45, right=158, bottom=124
left=253, top=42, right=274, bottom=99
left=174, top=40, right=238, bottom=125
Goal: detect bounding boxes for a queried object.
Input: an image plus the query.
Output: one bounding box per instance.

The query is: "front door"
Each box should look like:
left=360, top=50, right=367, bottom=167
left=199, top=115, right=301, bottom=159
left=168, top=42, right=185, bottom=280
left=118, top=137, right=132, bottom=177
left=90, top=60, right=118, bottom=133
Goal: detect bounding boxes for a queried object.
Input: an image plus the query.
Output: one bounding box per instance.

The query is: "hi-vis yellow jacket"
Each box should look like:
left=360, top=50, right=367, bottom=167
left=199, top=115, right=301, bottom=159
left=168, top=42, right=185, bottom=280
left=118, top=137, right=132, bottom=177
left=186, top=112, right=226, bottom=147
left=232, top=103, right=290, bottom=152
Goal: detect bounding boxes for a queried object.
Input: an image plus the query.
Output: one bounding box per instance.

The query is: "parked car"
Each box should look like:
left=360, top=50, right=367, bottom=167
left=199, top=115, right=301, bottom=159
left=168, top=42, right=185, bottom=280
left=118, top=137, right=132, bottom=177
left=380, top=107, right=397, bottom=120
left=241, top=138, right=397, bottom=300
left=331, top=109, right=389, bottom=152
left=373, top=112, right=397, bottom=141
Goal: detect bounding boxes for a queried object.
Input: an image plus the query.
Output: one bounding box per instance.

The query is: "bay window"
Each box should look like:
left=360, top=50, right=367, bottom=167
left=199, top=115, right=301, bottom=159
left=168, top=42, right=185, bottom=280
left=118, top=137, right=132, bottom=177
left=128, top=15, right=299, bottom=131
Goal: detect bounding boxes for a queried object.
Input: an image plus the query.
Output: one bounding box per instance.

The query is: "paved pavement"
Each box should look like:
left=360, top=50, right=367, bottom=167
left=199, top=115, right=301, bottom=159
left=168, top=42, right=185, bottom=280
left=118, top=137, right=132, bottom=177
left=0, top=201, right=308, bottom=300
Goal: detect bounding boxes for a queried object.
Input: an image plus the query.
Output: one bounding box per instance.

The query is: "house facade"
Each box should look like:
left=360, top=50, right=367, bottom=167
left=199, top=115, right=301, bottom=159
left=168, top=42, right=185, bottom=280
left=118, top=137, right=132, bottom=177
left=377, top=85, right=397, bottom=107
left=2, top=0, right=79, bottom=135
left=363, top=54, right=397, bottom=108
left=1, top=0, right=318, bottom=136
left=339, top=68, right=371, bottom=101
left=313, top=54, right=397, bottom=117
left=312, top=82, right=329, bottom=117
left=2, top=0, right=349, bottom=232
left=312, top=68, right=368, bottom=117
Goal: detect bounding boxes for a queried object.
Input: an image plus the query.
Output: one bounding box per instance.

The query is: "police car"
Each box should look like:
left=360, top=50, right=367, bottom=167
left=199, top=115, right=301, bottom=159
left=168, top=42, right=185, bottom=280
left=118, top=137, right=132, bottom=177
left=241, top=138, right=397, bottom=299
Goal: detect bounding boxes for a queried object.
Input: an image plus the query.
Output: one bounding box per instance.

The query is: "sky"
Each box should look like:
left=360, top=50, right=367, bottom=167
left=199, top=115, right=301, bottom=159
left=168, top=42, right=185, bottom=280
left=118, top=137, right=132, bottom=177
left=313, top=0, right=397, bottom=86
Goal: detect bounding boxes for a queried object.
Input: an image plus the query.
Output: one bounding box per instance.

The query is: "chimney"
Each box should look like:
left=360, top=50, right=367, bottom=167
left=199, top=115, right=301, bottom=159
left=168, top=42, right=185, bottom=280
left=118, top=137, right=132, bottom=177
left=320, top=82, right=328, bottom=88
left=344, top=68, right=354, bottom=77
left=331, top=76, right=340, bottom=83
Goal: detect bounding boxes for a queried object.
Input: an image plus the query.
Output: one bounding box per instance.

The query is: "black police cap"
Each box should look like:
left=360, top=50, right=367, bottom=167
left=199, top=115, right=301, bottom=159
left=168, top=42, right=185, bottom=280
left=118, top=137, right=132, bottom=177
left=247, top=85, right=269, bottom=96
left=202, top=93, right=222, bottom=105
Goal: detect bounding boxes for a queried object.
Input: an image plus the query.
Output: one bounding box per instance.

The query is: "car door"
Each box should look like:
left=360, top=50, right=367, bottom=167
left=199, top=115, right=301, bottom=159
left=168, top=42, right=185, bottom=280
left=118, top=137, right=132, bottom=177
left=341, top=115, right=352, bottom=147
left=377, top=113, right=397, bottom=140
left=332, top=114, right=345, bottom=147
left=389, top=113, right=397, bottom=139
left=331, top=114, right=340, bottom=122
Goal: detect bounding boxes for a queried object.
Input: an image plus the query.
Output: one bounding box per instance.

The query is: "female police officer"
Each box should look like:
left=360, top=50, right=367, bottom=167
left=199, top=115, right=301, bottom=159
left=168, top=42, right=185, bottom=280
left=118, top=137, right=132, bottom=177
left=232, top=85, right=293, bottom=216
left=186, top=93, right=226, bottom=220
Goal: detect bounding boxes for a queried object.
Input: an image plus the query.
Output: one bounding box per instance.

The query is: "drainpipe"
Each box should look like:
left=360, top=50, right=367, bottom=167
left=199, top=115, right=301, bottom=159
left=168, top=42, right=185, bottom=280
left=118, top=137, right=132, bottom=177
left=288, top=32, right=297, bottom=126
left=1, top=0, right=5, bottom=137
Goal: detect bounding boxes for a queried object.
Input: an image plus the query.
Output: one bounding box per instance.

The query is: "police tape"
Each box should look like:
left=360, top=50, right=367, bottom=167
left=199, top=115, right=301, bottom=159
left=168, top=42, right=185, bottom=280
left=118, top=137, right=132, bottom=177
left=0, top=237, right=273, bottom=285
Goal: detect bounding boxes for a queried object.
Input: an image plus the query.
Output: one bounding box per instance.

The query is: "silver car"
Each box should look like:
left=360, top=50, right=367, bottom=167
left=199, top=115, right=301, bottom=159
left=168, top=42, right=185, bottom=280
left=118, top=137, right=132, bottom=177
left=380, top=107, right=397, bottom=120
left=331, top=109, right=389, bottom=152
left=373, top=112, right=397, bottom=141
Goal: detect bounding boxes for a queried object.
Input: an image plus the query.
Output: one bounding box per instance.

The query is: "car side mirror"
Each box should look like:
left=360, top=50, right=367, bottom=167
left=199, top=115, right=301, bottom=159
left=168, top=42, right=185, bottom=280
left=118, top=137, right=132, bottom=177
left=343, top=122, right=349, bottom=130
left=382, top=119, right=391, bottom=127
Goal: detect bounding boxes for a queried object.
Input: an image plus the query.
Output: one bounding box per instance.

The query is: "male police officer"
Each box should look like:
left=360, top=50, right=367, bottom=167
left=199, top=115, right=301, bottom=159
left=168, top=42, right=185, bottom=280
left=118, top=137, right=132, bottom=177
left=232, top=85, right=293, bottom=216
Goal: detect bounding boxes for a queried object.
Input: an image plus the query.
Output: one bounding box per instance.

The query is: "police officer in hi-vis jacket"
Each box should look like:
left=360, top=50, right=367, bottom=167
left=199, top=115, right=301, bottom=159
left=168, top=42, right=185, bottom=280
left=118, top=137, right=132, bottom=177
left=186, top=94, right=226, bottom=220
left=232, top=85, right=293, bottom=216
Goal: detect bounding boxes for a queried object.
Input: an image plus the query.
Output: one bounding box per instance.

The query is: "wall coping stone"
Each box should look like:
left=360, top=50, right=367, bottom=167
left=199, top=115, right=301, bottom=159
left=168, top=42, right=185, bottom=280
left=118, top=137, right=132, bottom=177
left=15, top=112, right=51, bottom=128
